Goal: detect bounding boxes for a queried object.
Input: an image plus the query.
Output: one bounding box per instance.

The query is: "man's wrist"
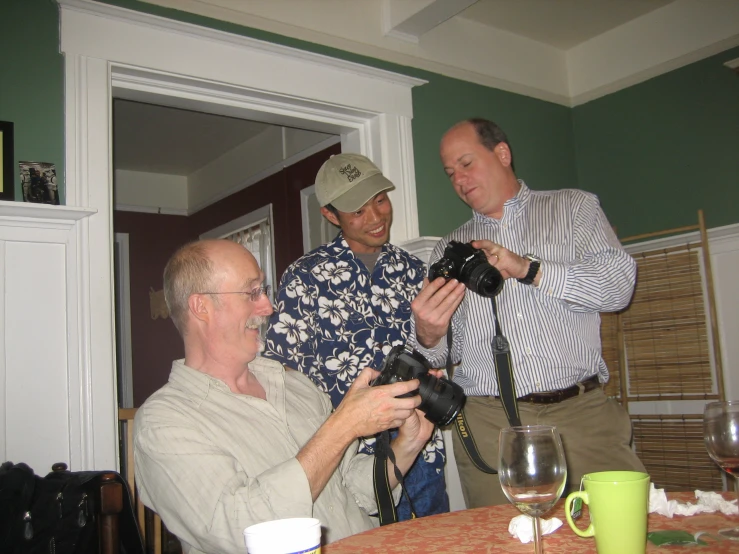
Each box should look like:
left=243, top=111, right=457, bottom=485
left=391, top=433, right=425, bottom=459
left=517, top=254, right=541, bottom=285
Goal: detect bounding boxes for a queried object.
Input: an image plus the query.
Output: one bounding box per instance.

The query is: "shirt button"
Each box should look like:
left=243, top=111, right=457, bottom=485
left=547, top=288, right=554, bottom=295
left=517, top=313, right=523, bottom=319
left=525, top=347, right=532, bottom=355
left=503, top=223, right=508, bottom=229
left=536, top=382, right=542, bottom=390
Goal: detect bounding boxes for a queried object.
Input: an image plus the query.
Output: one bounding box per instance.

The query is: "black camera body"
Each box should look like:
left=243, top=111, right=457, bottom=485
left=428, top=240, right=504, bottom=298
left=371, top=345, right=465, bottom=426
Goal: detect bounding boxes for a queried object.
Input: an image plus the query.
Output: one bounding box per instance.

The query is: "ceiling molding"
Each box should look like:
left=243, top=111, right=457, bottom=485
left=59, top=0, right=427, bottom=90
left=113, top=204, right=189, bottom=216
left=570, top=35, right=739, bottom=107
left=137, top=0, right=739, bottom=107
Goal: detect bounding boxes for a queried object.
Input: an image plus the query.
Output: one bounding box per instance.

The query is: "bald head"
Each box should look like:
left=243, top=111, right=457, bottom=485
left=164, top=239, right=260, bottom=336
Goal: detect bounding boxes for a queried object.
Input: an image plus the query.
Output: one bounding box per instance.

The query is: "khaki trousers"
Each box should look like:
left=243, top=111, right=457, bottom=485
left=451, top=389, right=646, bottom=508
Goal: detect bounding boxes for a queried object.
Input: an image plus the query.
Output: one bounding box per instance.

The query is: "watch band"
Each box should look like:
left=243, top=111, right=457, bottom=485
left=517, top=254, right=541, bottom=285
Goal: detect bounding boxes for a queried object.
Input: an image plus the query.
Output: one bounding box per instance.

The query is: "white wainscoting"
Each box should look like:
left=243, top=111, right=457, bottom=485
left=400, top=224, right=739, bottom=511
left=0, top=201, right=96, bottom=473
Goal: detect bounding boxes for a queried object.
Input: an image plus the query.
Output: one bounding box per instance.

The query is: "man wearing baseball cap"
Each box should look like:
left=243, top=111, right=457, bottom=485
left=264, top=153, right=449, bottom=520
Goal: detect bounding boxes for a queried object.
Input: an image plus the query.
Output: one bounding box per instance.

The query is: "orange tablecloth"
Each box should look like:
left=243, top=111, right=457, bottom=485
left=324, top=492, right=738, bottom=553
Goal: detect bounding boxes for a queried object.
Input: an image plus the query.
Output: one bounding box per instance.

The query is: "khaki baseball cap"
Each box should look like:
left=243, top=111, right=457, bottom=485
left=315, top=153, right=395, bottom=212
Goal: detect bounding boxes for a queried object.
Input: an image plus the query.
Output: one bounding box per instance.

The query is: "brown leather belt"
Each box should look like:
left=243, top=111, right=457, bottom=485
left=503, top=374, right=602, bottom=405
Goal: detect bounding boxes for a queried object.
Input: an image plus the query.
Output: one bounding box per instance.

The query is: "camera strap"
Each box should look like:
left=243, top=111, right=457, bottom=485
left=373, top=430, right=417, bottom=525
left=450, top=297, right=521, bottom=475
left=489, top=297, right=522, bottom=428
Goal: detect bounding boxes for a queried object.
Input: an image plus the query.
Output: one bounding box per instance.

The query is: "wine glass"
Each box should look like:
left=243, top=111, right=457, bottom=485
left=499, top=425, right=567, bottom=554
left=704, top=400, right=739, bottom=540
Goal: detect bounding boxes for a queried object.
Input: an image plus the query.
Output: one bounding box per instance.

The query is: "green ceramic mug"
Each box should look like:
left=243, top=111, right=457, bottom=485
left=564, top=471, right=650, bottom=554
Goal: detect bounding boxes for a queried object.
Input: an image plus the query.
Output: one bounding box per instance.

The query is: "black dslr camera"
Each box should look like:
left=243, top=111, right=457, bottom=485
left=371, top=345, right=465, bottom=426
left=428, top=240, right=504, bottom=298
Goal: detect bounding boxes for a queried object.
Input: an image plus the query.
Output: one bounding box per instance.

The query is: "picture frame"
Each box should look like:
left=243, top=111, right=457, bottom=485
left=20, top=161, right=59, bottom=205
left=0, top=121, right=15, bottom=201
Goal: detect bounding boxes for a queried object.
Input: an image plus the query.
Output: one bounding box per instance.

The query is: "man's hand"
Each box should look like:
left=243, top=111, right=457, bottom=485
left=296, top=366, right=425, bottom=501
left=331, top=367, right=423, bottom=440
left=411, top=277, right=465, bottom=348
left=395, top=371, right=443, bottom=451
left=471, top=240, right=529, bottom=281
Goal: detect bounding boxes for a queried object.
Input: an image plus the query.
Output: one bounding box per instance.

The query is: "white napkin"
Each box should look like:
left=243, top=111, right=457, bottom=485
left=649, top=483, right=738, bottom=518
left=508, top=514, right=563, bottom=543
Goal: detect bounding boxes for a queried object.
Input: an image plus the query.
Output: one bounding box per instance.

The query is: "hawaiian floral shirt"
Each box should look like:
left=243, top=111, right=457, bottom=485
left=264, top=233, right=448, bottom=519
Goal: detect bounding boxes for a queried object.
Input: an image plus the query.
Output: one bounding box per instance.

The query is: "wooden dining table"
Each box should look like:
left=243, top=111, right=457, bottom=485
left=324, top=492, right=738, bottom=553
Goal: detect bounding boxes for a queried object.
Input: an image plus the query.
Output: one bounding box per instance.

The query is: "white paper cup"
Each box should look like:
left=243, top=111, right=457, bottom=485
left=244, top=517, right=321, bottom=554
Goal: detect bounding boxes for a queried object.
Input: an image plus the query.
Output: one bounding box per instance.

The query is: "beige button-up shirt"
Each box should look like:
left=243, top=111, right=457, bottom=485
left=134, top=357, right=385, bottom=553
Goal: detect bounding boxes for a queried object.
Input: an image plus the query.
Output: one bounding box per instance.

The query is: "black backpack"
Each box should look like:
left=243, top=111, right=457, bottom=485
left=0, top=461, right=144, bottom=554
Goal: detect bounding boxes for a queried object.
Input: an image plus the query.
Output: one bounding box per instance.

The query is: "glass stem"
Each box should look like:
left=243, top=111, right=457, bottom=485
left=533, top=516, right=543, bottom=554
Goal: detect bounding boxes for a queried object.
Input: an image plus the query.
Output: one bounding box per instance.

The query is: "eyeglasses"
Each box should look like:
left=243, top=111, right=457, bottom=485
left=197, top=285, right=271, bottom=302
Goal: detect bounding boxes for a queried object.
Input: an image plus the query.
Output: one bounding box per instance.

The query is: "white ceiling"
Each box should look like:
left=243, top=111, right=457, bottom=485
left=458, top=0, right=676, bottom=50
left=113, top=100, right=270, bottom=174
left=141, top=0, right=738, bottom=106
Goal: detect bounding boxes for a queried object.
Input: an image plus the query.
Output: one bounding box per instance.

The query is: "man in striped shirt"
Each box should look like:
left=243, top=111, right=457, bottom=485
left=411, top=118, right=646, bottom=508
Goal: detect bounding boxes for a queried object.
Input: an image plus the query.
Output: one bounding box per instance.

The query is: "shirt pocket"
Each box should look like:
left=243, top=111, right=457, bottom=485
left=529, top=241, right=573, bottom=264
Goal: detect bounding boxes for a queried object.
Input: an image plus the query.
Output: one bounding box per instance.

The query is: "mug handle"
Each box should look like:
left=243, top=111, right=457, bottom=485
left=565, top=491, right=594, bottom=538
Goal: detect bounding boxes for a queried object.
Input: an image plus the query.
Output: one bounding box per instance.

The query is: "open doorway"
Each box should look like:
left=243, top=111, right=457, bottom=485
left=111, top=99, right=341, bottom=409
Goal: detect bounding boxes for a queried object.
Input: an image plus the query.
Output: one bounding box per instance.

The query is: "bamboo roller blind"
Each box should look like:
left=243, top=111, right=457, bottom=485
left=632, top=416, right=724, bottom=492
left=600, top=245, right=715, bottom=400
left=599, top=311, right=621, bottom=399
left=599, top=213, right=724, bottom=491
left=624, top=247, right=713, bottom=398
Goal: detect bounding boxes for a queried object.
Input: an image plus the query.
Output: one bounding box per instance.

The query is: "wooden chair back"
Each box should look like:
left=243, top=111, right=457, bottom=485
left=119, top=407, right=163, bottom=554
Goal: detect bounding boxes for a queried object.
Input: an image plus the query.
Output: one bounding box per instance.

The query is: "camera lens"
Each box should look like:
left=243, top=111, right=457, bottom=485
left=466, top=263, right=504, bottom=298
left=416, top=374, right=466, bottom=426
left=372, top=346, right=466, bottom=426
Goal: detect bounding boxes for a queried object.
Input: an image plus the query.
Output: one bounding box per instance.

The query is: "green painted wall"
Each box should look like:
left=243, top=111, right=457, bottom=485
left=573, top=47, right=739, bottom=238
left=410, top=74, right=575, bottom=236
left=2, top=0, right=736, bottom=240
left=0, top=0, right=64, bottom=202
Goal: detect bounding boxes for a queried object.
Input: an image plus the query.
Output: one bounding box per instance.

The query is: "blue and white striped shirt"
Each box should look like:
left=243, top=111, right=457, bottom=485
left=415, top=182, right=636, bottom=398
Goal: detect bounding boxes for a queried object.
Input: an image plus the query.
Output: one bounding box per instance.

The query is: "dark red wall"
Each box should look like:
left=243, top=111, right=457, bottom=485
left=114, top=212, right=197, bottom=407
left=114, top=143, right=340, bottom=406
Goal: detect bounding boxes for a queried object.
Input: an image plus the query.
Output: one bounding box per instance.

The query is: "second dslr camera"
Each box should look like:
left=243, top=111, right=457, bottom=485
left=428, top=240, right=503, bottom=298
left=371, top=345, right=465, bottom=427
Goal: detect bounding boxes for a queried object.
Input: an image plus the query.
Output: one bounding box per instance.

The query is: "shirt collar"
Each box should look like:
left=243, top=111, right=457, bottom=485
left=472, top=180, right=530, bottom=224
left=330, top=232, right=393, bottom=264
left=168, top=357, right=284, bottom=406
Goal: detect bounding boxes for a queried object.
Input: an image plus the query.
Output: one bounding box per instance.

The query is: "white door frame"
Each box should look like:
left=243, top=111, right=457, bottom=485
left=59, top=0, right=425, bottom=469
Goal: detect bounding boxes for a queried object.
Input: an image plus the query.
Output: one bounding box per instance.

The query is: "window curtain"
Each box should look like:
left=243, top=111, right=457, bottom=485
left=224, top=219, right=274, bottom=346
left=225, top=219, right=273, bottom=300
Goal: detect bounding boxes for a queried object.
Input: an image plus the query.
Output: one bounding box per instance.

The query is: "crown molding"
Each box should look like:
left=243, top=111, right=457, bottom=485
left=113, top=204, right=189, bottom=216
left=570, top=35, right=739, bottom=107
left=58, top=0, right=427, bottom=90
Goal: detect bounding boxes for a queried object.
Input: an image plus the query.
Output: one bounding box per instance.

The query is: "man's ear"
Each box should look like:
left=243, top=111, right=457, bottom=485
left=494, top=143, right=513, bottom=168
left=188, top=293, right=210, bottom=323
left=320, top=206, right=341, bottom=228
